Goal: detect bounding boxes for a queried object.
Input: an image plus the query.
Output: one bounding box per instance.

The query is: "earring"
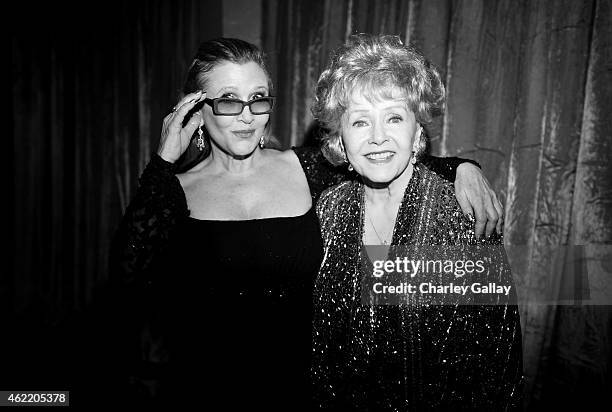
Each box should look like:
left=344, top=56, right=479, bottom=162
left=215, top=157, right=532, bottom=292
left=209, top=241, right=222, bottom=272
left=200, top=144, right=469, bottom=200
left=348, top=164, right=354, bottom=172
left=411, top=126, right=424, bottom=164
left=196, top=125, right=206, bottom=151
left=259, top=135, right=265, bottom=149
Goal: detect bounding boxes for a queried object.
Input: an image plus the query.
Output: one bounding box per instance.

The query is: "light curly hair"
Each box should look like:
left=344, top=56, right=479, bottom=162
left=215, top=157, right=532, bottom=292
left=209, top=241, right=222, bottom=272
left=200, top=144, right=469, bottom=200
left=311, top=34, right=446, bottom=166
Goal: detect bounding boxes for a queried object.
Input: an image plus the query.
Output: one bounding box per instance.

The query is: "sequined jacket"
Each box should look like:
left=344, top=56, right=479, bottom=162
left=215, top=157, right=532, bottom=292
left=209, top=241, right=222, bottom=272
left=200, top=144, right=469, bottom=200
left=313, top=164, right=523, bottom=411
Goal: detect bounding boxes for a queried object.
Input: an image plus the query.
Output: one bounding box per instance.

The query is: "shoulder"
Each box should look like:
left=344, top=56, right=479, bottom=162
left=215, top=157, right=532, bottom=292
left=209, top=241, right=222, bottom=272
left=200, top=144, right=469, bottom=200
left=319, top=179, right=354, bottom=201
left=316, top=180, right=355, bottom=218
left=175, top=153, right=213, bottom=189
left=291, top=145, right=321, bottom=164
left=261, top=148, right=305, bottom=177
left=417, top=165, right=470, bottom=230
left=291, top=146, right=349, bottom=201
left=290, top=146, right=324, bottom=178
left=420, top=165, right=466, bottom=218
left=316, top=181, right=357, bottom=241
left=419, top=164, right=457, bottom=202
left=417, top=165, right=501, bottom=245
left=291, top=145, right=337, bottom=175
left=271, top=147, right=300, bottom=165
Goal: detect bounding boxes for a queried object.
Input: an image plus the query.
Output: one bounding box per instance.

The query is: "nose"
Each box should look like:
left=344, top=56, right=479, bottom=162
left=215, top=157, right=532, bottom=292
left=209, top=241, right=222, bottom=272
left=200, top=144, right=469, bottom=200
left=370, top=120, right=388, bottom=144
left=238, top=104, right=254, bottom=124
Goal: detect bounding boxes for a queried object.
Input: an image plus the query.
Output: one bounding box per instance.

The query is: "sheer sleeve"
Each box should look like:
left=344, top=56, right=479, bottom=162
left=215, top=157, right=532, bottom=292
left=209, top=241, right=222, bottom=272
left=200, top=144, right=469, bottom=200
left=292, top=146, right=346, bottom=202
left=293, top=146, right=481, bottom=202
left=109, top=154, right=189, bottom=287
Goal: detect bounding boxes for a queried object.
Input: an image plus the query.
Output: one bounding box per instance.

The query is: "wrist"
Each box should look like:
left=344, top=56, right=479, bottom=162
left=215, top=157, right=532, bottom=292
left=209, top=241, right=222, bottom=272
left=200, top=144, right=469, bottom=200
left=455, top=162, right=480, bottom=183
left=457, top=159, right=481, bottom=171
left=457, top=162, right=479, bottom=173
left=151, top=153, right=178, bottom=173
left=157, top=149, right=178, bottom=164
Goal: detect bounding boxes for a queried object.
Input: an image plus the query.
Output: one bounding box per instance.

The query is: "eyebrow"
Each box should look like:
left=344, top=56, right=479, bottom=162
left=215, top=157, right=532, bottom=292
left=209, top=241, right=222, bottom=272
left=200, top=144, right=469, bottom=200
left=348, top=105, right=407, bottom=114
left=217, top=86, right=268, bottom=94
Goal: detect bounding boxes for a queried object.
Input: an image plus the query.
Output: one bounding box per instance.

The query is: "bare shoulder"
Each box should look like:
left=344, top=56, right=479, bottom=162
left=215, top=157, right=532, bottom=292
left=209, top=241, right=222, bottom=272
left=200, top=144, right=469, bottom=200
left=264, top=147, right=299, bottom=164
left=175, top=157, right=210, bottom=189
left=260, top=148, right=311, bottom=207
left=260, top=148, right=302, bottom=175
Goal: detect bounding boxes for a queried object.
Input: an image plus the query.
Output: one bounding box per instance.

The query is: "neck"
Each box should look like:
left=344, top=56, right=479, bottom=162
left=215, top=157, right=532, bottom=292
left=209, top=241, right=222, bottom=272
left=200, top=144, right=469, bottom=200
left=363, top=163, right=415, bottom=205
left=207, top=142, right=263, bottom=174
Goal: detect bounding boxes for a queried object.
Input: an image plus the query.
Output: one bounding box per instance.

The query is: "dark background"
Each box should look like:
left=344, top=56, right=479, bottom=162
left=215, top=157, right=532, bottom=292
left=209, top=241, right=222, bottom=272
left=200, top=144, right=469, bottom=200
left=8, top=0, right=612, bottom=409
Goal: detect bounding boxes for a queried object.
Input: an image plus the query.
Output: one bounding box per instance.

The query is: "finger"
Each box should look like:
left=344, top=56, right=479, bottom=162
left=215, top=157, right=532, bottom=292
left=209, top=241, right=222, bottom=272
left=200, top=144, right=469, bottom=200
left=162, top=111, right=175, bottom=124
left=484, top=199, right=498, bottom=238
left=183, top=111, right=202, bottom=138
left=455, top=190, right=473, bottom=218
left=174, top=90, right=205, bottom=113
left=171, top=92, right=205, bottom=126
left=493, top=194, right=504, bottom=235
left=473, top=199, right=487, bottom=239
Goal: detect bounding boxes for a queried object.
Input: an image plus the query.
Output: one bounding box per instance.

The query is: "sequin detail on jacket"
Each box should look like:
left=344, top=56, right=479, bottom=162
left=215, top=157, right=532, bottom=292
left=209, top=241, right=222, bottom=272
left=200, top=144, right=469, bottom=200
left=312, top=164, right=523, bottom=411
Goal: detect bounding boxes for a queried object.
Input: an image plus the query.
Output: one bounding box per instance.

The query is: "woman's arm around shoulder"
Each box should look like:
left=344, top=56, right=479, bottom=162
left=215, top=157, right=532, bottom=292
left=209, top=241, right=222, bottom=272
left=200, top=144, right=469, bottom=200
left=422, top=154, right=504, bottom=238
left=291, top=146, right=348, bottom=202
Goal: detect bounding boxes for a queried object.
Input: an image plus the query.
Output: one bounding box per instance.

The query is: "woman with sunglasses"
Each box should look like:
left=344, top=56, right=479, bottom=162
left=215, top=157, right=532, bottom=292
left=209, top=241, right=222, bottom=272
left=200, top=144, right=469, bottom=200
left=111, top=38, right=503, bottom=409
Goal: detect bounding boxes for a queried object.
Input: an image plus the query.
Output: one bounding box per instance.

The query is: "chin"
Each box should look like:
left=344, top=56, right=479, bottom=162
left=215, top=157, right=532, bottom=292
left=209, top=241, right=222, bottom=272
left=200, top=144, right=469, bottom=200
left=361, top=169, right=398, bottom=184
left=229, top=140, right=259, bottom=155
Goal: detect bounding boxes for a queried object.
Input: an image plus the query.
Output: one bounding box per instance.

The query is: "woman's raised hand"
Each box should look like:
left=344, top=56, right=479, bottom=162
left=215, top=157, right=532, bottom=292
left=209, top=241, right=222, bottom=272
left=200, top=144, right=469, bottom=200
left=157, top=91, right=206, bottom=163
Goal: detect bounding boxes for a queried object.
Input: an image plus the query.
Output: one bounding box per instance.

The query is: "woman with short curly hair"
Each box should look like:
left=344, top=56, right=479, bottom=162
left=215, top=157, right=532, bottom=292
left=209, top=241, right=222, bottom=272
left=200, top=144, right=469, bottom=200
left=313, top=34, right=445, bottom=167
left=311, top=34, right=523, bottom=410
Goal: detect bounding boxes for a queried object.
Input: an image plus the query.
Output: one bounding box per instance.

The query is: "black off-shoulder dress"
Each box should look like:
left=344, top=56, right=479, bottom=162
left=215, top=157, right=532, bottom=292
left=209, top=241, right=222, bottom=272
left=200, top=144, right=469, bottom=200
left=109, top=147, right=475, bottom=409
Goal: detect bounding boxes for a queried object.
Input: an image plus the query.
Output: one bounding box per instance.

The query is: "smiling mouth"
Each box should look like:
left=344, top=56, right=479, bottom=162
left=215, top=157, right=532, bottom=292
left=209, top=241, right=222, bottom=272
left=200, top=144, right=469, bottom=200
left=232, top=129, right=256, bottom=138
left=364, top=151, right=395, bottom=162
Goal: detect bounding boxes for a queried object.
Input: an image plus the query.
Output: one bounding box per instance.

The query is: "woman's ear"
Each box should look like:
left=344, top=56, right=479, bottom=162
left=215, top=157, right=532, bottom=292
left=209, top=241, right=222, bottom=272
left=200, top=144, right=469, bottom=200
left=412, top=126, right=423, bottom=150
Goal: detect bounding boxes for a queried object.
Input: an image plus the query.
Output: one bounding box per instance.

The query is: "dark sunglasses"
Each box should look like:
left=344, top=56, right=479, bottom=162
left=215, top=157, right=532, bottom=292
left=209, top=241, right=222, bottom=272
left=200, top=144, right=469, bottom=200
left=203, top=96, right=276, bottom=116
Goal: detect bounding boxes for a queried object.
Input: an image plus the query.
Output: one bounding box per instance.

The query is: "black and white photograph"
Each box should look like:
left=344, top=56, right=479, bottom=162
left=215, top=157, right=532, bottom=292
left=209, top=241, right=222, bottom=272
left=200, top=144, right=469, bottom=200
left=6, top=0, right=612, bottom=410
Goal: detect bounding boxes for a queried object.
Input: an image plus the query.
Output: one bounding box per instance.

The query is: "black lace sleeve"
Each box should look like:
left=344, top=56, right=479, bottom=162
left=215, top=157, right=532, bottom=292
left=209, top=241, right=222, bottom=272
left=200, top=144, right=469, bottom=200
left=421, top=154, right=480, bottom=182
left=109, top=154, right=189, bottom=287
left=293, top=146, right=481, bottom=202
left=292, top=146, right=347, bottom=202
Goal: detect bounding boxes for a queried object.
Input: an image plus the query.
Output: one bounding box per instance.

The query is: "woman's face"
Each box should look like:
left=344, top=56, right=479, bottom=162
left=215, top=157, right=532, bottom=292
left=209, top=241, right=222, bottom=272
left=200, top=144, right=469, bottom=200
left=341, top=88, right=419, bottom=184
left=201, top=61, right=270, bottom=157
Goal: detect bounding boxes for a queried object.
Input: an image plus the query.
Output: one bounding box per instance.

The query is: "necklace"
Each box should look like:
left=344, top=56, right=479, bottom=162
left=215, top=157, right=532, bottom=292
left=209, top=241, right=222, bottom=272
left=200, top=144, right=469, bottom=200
left=367, top=212, right=391, bottom=245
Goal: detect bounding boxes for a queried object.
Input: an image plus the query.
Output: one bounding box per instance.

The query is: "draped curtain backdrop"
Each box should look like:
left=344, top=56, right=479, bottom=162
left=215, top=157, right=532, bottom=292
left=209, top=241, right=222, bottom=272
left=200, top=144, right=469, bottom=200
left=10, top=0, right=221, bottom=313
left=262, top=0, right=612, bottom=409
left=9, top=0, right=612, bottom=408
left=8, top=0, right=223, bottom=388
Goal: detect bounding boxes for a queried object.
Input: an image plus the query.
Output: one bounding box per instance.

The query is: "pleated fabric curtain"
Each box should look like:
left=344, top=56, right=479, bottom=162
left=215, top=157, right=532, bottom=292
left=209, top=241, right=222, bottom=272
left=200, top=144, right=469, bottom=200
left=262, top=0, right=612, bottom=408
left=10, top=0, right=222, bottom=319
